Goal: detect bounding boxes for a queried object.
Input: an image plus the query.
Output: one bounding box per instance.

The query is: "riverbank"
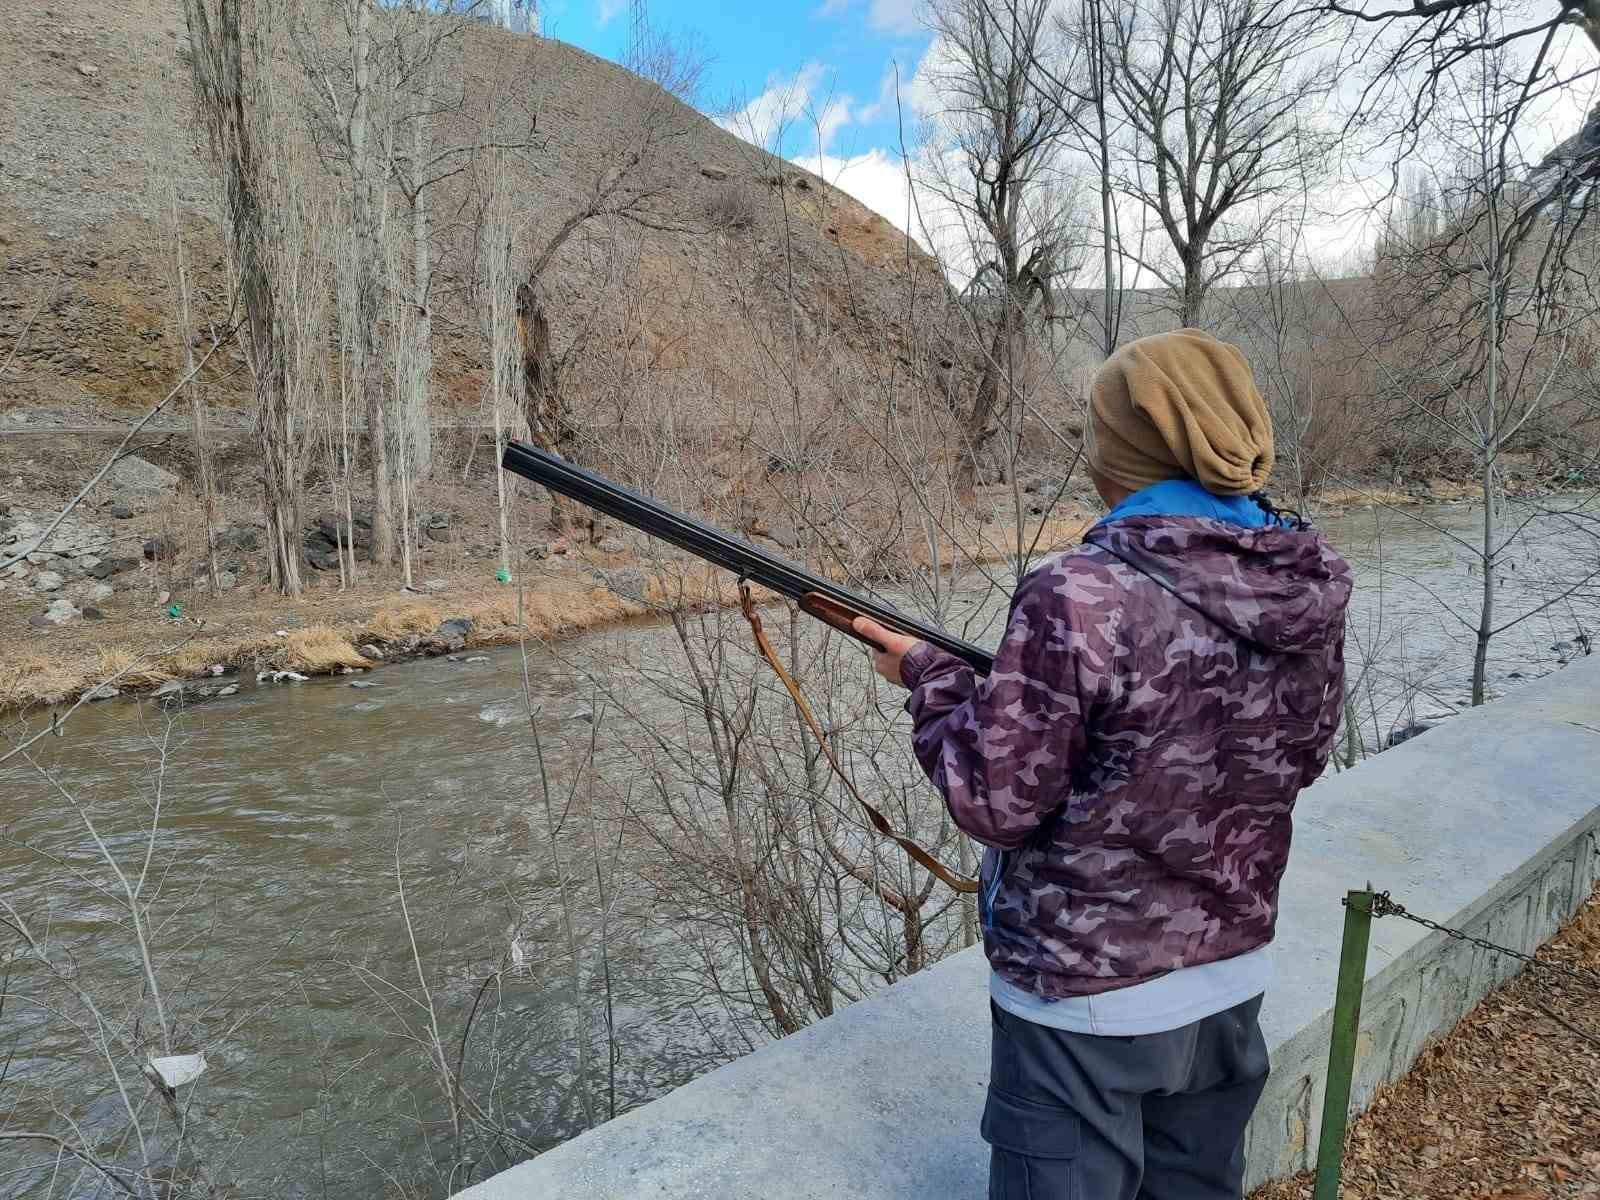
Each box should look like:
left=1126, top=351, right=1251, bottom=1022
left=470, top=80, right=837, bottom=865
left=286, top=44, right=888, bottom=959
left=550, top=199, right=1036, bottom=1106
left=6, top=467, right=1587, bottom=717
left=0, top=509, right=1093, bottom=714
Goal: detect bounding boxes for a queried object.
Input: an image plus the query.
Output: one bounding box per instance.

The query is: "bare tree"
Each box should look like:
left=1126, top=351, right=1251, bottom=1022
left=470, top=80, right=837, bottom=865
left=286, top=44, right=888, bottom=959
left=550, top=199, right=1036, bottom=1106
left=180, top=0, right=306, bottom=594
left=387, top=0, right=537, bottom=484
left=1102, top=0, right=1337, bottom=325
left=513, top=55, right=695, bottom=531
left=348, top=0, right=397, bottom=565
left=920, top=0, right=1086, bottom=488
left=1336, top=21, right=1600, bottom=704
left=479, top=151, right=524, bottom=576
left=623, top=0, right=711, bottom=103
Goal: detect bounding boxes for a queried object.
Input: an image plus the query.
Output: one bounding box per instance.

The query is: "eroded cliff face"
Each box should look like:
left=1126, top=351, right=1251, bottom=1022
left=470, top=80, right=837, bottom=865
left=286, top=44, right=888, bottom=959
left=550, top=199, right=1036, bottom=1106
left=0, top=2, right=951, bottom=422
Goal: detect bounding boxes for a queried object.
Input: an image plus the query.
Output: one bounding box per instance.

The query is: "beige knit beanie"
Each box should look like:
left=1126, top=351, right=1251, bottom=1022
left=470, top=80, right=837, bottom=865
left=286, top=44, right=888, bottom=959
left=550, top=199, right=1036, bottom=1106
left=1088, top=328, right=1274, bottom=496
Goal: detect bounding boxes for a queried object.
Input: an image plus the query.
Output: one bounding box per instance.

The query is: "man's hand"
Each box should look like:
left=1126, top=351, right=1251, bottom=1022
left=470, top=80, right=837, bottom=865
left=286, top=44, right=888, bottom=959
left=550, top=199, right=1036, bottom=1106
left=853, top=616, right=922, bottom=688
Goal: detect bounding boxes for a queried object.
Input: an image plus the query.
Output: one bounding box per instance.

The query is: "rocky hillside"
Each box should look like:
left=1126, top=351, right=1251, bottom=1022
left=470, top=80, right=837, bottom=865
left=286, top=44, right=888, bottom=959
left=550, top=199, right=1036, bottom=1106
left=0, top=1, right=949, bottom=423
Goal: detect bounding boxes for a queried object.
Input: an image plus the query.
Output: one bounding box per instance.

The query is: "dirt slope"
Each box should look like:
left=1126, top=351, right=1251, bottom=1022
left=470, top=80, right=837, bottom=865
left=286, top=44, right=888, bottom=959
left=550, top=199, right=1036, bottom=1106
left=0, top=1, right=948, bottom=419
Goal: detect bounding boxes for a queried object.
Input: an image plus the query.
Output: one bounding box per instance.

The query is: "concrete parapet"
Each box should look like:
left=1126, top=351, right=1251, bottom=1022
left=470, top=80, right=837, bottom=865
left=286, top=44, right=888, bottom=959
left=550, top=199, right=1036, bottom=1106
left=458, top=657, right=1600, bottom=1199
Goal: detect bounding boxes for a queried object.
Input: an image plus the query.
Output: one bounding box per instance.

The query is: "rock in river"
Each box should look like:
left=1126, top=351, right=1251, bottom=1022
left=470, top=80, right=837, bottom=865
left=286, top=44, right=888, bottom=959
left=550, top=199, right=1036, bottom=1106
left=434, top=617, right=473, bottom=653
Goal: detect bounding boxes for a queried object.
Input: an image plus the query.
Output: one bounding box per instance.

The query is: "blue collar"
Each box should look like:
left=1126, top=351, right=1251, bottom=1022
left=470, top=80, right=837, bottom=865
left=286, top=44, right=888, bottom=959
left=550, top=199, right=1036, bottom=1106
left=1096, top=479, right=1275, bottom=530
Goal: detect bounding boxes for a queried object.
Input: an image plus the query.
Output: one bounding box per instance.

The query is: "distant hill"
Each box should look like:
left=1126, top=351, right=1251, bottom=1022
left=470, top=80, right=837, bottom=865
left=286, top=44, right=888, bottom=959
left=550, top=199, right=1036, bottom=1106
left=0, top=2, right=949, bottom=425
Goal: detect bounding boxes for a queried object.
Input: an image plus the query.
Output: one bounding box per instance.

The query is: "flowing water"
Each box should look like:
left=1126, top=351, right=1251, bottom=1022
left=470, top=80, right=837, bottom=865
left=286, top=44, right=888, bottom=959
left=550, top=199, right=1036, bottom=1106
left=3, top=499, right=1596, bottom=1196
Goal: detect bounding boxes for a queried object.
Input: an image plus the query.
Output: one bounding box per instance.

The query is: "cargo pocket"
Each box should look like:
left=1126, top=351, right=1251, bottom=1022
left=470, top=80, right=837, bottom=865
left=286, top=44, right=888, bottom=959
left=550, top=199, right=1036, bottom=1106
left=981, top=1087, right=1080, bottom=1200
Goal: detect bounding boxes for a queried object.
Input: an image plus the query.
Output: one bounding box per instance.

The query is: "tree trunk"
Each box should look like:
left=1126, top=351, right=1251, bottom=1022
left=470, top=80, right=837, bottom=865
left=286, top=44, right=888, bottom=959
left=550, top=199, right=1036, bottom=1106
left=517, top=281, right=571, bottom=532
left=170, top=191, right=221, bottom=593
left=902, top=904, right=925, bottom=975
left=958, top=838, right=977, bottom=948
left=1091, top=0, right=1119, bottom=358
left=959, top=314, right=1014, bottom=494
left=181, top=0, right=301, bottom=595
left=351, top=0, right=395, bottom=565
left=186, top=345, right=221, bottom=594
left=1473, top=326, right=1499, bottom=708
left=406, top=66, right=434, bottom=482
left=1181, top=249, right=1205, bottom=328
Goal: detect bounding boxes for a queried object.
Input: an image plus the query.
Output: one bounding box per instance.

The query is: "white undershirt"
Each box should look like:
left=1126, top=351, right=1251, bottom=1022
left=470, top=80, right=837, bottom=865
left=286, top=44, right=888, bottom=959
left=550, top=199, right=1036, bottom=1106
left=989, top=947, right=1274, bottom=1037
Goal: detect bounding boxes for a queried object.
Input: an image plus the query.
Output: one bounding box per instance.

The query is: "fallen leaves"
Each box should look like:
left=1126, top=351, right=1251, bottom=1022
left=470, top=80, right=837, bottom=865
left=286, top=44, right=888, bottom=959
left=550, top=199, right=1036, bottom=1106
left=1252, top=881, right=1600, bottom=1200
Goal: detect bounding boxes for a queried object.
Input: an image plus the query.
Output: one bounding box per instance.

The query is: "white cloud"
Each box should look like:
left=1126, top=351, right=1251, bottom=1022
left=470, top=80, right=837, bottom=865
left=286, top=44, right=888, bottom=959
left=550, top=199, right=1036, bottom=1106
left=816, top=96, right=853, bottom=154
left=716, top=63, right=856, bottom=155
left=792, top=147, right=972, bottom=270
left=793, top=149, right=915, bottom=233
left=816, top=0, right=852, bottom=15
left=854, top=64, right=907, bottom=126
left=868, top=0, right=923, bottom=36
left=597, top=0, right=626, bottom=27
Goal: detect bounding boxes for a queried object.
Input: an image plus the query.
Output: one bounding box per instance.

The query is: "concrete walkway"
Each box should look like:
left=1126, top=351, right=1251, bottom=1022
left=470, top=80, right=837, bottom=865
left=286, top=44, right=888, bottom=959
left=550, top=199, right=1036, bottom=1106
left=457, top=657, right=1600, bottom=1199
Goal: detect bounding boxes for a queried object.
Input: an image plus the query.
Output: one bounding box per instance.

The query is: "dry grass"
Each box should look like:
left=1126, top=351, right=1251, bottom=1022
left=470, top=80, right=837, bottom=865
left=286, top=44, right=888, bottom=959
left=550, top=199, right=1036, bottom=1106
left=279, top=627, right=371, bottom=674
left=1252, top=880, right=1600, bottom=1200
left=365, top=601, right=445, bottom=641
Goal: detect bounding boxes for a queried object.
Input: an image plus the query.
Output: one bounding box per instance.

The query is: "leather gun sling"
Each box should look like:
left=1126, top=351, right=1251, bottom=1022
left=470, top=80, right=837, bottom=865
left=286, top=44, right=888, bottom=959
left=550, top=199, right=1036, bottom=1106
left=738, top=583, right=978, bottom=895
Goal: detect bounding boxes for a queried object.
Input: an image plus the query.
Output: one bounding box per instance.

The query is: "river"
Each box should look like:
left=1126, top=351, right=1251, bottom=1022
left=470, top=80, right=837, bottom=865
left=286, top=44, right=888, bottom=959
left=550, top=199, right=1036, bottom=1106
left=3, top=498, right=1596, bottom=1197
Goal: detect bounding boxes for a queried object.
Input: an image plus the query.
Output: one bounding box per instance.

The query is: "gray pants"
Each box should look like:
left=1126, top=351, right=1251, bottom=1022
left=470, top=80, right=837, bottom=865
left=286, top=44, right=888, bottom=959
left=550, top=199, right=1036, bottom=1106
left=983, top=995, right=1269, bottom=1200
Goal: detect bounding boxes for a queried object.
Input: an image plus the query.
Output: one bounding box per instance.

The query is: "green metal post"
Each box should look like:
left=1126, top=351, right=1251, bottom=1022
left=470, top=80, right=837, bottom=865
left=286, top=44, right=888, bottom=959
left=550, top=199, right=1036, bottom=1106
left=1312, top=889, right=1375, bottom=1200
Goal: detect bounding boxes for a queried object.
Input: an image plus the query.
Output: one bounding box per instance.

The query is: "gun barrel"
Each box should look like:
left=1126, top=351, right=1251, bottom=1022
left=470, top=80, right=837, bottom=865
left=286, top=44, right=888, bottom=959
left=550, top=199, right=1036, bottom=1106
left=500, top=441, right=995, bottom=675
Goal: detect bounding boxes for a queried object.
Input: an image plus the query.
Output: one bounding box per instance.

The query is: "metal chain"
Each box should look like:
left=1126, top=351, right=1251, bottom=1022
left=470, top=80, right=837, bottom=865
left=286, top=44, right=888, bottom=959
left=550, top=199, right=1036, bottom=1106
left=1365, top=889, right=1600, bottom=991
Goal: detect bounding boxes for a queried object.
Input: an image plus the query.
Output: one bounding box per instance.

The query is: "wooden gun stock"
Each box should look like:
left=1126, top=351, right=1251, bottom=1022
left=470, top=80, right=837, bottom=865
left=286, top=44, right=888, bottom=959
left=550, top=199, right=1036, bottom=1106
left=800, top=592, right=905, bottom=654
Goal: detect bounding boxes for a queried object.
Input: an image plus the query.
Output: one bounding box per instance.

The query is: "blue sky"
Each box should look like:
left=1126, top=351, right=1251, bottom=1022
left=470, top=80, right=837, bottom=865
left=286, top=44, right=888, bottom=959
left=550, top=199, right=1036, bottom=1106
left=534, top=1, right=934, bottom=171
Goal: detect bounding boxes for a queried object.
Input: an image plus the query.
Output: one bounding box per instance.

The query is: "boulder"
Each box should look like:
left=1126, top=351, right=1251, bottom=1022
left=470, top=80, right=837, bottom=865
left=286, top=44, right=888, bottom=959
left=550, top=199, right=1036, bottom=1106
left=701, top=165, right=730, bottom=181
left=607, top=569, right=648, bottom=602
left=84, top=582, right=114, bottom=603
left=76, top=61, right=100, bottom=78
left=597, top=536, right=628, bottom=554
left=434, top=616, right=473, bottom=652
left=108, top=455, right=180, bottom=499
left=90, top=556, right=137, bottom=580
left=349, top=680, right=378, bottom=689
left=41, top=597, right=80, bottom=625
left=215, top=524, right=261, bottom=553
left=424, top=513, right=452, bottom=544
left=422, top=578, right=449, bottom=594
left=304, top=511, right=373, bottom=569
left=34, top=570, right=64, bottom=592
left=437, top=616, right=473, bottom=639
left=82, top=684, right=120, bottom=702
left=360, top=643, right=384, bottom=659
left=216, top=570, right=238, bottom=591
left=143, top=536, right=177, bottom=563
left=109, top=503, right=135, bottom=520
left=1385, top=722, right=1433, bottom=750
left=305, top=545, right=340, bottom=572
left=82, top=606, right=105, bottom=620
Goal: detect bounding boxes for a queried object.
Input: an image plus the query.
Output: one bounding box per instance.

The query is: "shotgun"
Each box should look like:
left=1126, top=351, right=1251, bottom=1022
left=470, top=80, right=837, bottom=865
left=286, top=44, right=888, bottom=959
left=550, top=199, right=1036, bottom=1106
left=500, top=441, right=995, bottom=675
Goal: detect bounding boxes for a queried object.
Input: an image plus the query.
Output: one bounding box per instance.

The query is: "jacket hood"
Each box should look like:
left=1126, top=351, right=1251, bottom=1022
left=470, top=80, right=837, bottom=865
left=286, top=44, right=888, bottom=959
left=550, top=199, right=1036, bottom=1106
left=1084, top=515, right=1353, bottom=654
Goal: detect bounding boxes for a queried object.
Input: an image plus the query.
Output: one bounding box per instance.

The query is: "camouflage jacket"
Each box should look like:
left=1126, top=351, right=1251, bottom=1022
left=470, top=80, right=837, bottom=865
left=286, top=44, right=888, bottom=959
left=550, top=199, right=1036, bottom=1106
left=902, top=510, right=1352, bottom=998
